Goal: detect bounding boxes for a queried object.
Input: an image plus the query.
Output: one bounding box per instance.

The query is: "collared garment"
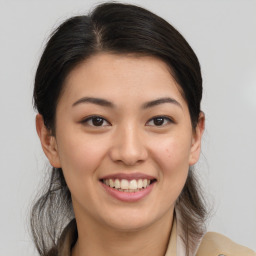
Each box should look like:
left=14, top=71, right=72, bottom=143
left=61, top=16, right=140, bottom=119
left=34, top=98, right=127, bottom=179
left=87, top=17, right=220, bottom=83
left=166, top=214, right=256, bottom=256
left=55, top=216, right=256, bottom=256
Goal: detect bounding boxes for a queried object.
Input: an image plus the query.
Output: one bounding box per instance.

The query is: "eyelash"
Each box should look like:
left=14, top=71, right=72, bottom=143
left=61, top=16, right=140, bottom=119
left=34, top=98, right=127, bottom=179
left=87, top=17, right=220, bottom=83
left=81, top=115, right=110, bottom=127
left=146, top=116, right=174, bottom=127
left=81, top=115, right=174, bottom=128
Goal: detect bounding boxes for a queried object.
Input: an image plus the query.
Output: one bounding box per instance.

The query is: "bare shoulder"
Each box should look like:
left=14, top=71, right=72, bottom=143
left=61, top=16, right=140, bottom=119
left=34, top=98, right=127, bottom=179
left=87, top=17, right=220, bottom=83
left=196, top=232, right=256, bottom=256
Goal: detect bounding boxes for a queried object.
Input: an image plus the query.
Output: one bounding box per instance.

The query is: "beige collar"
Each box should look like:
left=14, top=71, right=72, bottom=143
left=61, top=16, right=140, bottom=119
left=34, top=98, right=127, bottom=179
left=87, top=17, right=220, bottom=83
left=164, top=216, right=177, bottom=256
left=165, top=209, right=204, bottom=256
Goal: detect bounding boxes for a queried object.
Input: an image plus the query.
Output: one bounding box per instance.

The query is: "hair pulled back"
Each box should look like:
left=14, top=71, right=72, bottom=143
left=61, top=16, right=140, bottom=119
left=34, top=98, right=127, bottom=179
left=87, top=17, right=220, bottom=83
left=32, top=3, right=207, bottom=256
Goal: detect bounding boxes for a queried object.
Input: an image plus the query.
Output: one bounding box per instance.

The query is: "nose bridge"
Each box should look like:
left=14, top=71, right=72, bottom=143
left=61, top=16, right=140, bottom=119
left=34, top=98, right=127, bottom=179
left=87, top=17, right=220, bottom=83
left=109, top=122, right=148, bottom=165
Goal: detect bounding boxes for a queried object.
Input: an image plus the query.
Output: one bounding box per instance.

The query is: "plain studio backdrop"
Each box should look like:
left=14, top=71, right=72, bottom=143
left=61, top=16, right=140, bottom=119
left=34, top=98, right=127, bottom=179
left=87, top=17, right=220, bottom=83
left=0, top=0, right=255, bottom=255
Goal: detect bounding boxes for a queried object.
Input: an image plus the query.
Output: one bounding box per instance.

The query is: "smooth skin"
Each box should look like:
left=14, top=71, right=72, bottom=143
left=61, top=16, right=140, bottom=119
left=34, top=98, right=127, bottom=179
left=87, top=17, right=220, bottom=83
left=36, top=53, right=205, bottom=256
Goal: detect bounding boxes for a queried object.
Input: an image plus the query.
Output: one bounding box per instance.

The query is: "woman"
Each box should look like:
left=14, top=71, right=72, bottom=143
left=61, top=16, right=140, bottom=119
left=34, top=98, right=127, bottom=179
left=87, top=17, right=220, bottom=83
left=31, top=2, right=255, bottom=256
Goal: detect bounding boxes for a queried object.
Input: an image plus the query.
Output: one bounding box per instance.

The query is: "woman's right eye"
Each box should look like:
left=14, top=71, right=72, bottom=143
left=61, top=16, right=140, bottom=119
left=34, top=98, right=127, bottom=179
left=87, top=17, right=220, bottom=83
left=81, top=116, right=110, bottom=127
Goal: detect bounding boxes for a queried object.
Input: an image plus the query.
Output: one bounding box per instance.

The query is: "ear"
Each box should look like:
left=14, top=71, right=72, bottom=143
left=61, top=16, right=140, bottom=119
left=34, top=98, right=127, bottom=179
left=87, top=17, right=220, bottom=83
left=189, top=112, right=205, bottom=166
left=36, top=114, right=61, bottom=168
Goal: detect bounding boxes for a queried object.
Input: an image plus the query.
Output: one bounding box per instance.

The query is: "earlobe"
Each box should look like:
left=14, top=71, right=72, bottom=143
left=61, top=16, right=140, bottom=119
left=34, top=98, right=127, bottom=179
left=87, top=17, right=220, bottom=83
left=36, top=114, right=61, bottom=168
left=189, top=112, right=205, bottom=166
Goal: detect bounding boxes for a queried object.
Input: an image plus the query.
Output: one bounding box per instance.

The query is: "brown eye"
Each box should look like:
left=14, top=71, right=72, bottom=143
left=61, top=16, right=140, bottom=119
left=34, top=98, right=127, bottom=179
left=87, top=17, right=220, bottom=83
left=146, top=116, right=173, bottom=127
left=82, top=116, right=110, bottom=127
left=92, top=117, right=104, bottom=126
left=153, top=117, right=165, bottom=126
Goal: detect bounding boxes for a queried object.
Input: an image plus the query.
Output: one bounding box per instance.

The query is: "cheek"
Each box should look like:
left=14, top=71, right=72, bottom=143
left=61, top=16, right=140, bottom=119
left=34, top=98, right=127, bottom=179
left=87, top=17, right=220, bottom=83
left=56, top=133, right=108, bottom=178
left=56, top=133, right=110, bottom=207
left=152, top=135, right=192, bottom=172
left=149, top=135, right=191, bottom=193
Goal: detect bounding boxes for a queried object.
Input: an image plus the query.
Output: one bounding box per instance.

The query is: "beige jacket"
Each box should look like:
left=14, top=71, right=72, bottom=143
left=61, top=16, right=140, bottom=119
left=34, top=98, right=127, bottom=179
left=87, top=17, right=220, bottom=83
left=165, top=217, right=256, bottom=256
left=56, top=218, right=256, bottom=256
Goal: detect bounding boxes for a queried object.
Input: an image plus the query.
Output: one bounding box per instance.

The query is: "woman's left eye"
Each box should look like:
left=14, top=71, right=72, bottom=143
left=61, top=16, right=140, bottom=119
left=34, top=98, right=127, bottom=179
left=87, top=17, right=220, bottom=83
left=146, top=116, right=173, bottom=127
left=81, top=116, right=110, bottom=127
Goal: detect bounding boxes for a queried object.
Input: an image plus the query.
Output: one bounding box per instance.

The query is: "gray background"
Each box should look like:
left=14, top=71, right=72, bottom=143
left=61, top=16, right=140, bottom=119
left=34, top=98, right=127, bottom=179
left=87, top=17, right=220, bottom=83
left=0, top=0, right=255, bottom=255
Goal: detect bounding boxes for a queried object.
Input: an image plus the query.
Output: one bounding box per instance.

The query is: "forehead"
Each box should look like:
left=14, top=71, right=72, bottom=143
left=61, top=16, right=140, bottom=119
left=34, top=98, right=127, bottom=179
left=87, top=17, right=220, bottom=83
left=61, top=53, right=186, bottom=107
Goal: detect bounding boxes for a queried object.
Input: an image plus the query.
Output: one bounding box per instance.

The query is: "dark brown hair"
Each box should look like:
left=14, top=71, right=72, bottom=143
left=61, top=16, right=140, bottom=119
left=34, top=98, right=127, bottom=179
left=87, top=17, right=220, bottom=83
left=32, top=2, right=207, bottom=255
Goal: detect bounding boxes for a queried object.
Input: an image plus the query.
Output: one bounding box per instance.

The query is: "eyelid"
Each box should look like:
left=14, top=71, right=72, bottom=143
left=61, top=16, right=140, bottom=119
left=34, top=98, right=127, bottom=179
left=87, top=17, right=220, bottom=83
left=80, top=115, right=174, bottom=127
left=146, top=116, right=174, bottom=126
left=80, top=115, right=111, bottom=127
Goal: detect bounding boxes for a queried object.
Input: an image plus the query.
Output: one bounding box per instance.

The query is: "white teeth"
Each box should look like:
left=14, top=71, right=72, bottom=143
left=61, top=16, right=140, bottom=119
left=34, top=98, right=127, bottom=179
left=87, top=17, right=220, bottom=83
left=143, top=179, right=147, bottom=188
left=114, top=179, right=120, bottom=189
left=109, top=179, right=114, bottom=188
left=103, top=178, right=153, bottom=192
left=137, top=179, right=143, bottom=189
left=129, top=179, right=137, bottom=190
left=121, top=179, right=129, bottom=189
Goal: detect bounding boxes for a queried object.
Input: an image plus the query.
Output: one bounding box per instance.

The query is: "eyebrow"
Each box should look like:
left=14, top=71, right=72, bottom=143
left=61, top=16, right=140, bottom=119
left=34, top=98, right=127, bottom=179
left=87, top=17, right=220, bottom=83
left=142, top=97, right=182, bottom=109
left=72, top=96, right=182, bottom=109
left=72, top=97, right=114, bottom=108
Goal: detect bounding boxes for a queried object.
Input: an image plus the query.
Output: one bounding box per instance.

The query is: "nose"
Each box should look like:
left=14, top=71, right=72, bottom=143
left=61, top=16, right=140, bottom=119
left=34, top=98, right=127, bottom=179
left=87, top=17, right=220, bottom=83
left=109, top=125, right=148, bottom=166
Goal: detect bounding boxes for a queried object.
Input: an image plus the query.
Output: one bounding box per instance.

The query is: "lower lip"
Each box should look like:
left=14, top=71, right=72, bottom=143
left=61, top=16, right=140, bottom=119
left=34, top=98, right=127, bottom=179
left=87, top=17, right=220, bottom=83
left=100, top=182, right=155, bottom=202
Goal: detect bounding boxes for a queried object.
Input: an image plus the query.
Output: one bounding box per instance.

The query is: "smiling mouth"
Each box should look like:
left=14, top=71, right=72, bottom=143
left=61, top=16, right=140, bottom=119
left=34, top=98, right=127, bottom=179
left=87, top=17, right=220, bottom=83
left=100, top=178, right=157, bottom=193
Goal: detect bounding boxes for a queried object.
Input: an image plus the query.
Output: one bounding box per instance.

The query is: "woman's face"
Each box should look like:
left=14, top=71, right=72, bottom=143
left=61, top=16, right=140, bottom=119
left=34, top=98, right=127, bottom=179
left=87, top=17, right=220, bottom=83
left=40, top=53, right=204, bottom=231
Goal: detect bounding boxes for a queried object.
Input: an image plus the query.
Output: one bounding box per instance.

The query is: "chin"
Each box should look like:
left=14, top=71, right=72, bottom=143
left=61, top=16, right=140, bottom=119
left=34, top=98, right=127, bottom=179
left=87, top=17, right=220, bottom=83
left=99, top=208, right=160, bottom=232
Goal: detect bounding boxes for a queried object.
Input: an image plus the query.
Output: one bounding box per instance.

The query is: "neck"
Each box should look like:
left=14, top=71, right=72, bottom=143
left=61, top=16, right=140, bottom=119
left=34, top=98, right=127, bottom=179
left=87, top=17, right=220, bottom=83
left=72, top=210, right=174, bottom=256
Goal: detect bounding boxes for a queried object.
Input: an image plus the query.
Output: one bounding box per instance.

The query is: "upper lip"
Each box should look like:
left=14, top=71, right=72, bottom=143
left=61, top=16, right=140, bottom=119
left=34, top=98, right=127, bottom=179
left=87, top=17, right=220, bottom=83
left=99, top=172, right=157, bottom=181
